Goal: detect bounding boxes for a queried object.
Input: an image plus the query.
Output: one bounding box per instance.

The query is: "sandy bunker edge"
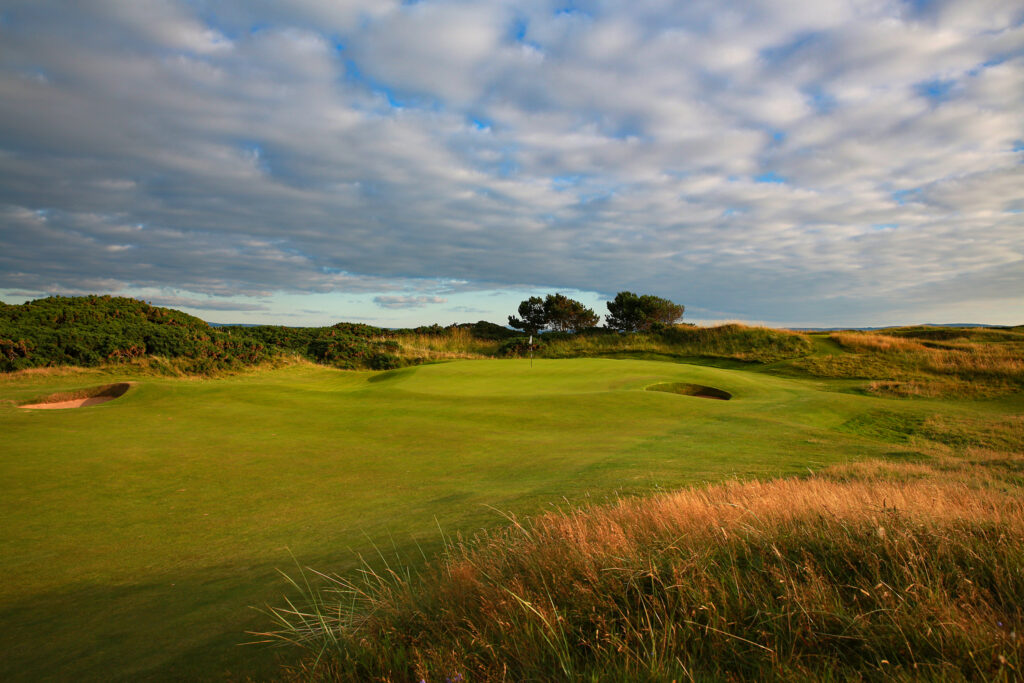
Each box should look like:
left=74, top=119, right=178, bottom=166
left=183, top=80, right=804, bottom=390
left=20, top=382, right=133, bottom=409
left=646, top=382, right=732, bottom=400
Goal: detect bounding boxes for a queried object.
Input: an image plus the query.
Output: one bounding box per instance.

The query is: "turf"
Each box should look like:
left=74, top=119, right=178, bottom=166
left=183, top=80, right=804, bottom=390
left=0, top=358, right=1017, bottom=680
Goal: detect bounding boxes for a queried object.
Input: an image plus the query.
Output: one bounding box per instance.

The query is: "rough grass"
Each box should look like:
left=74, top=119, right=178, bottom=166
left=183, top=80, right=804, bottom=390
left=381, top=328, right=502, bottom=362
left=377, top=323, right=814, bottom=366
left=539, top=324, right=813, bottom=363
left=261, top=410, right=1024, bottom=682
left=262, top=466, right=1024, bottom=681
left=795, top=332, right=1024, bottom=398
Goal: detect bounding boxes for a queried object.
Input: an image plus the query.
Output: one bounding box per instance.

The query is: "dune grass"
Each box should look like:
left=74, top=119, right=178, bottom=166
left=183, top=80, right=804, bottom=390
left=379, top=327, right=503, bottom=362
left=793, top=331, right=1024, bottom=398
left=534, top=324, right=814, bottom=364
left=261, top=414, right=1024, bottom=682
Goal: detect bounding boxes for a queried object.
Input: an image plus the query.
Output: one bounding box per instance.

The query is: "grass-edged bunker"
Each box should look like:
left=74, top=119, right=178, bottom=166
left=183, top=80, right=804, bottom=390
left=19, top=382, right=132, bottom=409
left=646, top=381, right=732, bottom=400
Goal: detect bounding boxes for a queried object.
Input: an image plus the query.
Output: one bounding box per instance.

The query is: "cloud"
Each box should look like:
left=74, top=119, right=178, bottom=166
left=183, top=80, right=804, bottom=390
left=0, top=1, right=1021, bottom=325
left=374, top=295, right=448, bottom=309
left=143, top=296, right=269, bottom=312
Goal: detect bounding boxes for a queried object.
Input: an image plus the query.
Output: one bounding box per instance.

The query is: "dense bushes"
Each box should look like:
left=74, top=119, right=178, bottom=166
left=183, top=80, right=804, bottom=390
left=0, top=296, right=271, bottom=372
left=497, top=336, right=544, bottom=357
left=0, top=296, right=402, bottom=373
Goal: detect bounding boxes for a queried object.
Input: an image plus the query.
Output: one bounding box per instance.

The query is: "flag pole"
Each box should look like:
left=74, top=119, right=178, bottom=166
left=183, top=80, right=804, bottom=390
left=529, top=334, right=533, bottom=368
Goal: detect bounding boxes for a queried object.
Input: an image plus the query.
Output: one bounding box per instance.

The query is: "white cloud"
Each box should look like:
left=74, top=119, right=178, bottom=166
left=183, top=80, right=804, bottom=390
left=374, top=295, right=449, bottom=309
left=0, top=0, right=1021, bottom=325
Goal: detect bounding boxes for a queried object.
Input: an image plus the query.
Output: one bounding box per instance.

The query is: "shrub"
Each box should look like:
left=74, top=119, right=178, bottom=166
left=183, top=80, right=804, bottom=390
left=497, top=336, right=543, bottom=357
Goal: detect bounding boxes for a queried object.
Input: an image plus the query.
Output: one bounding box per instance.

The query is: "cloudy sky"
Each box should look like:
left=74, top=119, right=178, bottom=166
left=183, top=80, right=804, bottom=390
left=0, top=0, right=1022, bottom=327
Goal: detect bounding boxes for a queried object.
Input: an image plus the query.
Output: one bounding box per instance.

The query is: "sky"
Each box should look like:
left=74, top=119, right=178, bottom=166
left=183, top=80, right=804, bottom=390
left=0, top=0, right=1022, bottom=328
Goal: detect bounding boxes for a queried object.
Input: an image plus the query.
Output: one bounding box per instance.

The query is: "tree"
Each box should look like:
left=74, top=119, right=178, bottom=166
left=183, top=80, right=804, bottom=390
left=605, top=291, right=684, bottom=332
left=543, top=293, right=600, bottom=332
left=508, top=296, right=547, bottom=335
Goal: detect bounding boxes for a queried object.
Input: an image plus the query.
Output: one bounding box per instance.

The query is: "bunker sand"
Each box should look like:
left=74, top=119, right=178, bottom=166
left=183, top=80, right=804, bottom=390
left=20, top=382, right=131, bottom=409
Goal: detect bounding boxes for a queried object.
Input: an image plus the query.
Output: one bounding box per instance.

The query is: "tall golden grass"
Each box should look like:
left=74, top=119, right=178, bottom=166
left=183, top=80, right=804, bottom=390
left=798, top=332, right=1024, bottom=398
left=261, top=425, right=1024, bottom=681
left=383, top=328, right=503, bottom=362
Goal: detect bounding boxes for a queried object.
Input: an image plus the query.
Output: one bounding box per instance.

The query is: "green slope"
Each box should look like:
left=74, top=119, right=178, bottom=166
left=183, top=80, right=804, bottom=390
left=0, top=359, right=1015, bottom=680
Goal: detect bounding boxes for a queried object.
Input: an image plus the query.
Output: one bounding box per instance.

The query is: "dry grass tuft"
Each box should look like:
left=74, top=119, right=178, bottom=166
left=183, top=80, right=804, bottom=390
left=541, top=324, right=813, bottom=363
left=261, top=438, right=1024, bottom=681
left=384, top=328, right=502, bottom=362
left=797, top=331, right=1024, bottom=398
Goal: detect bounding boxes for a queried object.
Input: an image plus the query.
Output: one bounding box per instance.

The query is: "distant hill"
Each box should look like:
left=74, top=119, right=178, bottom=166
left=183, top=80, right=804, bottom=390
left=794, top=323, right=1014, bottom=331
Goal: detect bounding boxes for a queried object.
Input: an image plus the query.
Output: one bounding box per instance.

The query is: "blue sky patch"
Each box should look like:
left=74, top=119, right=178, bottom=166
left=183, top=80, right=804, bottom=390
left=915, top=78, right=957, bottom=103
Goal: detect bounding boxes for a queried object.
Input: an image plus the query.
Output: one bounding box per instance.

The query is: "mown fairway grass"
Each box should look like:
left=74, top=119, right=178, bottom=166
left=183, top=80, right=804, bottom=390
left=1, top=358, right=1018, bottom=680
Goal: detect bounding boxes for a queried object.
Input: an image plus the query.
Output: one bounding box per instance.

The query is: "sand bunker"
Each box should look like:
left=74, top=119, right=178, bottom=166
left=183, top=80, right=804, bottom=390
left=20, top=383, right=131, bottom=409
left=646, top=382, right=732, bottom=400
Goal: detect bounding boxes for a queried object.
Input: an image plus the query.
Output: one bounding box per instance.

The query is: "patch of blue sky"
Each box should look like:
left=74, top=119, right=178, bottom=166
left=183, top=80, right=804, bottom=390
left=178, top=2, right=242, bottom=40
left=510, top=18, right=528, bottom=42
left=607, top=119, right=646, bottom=140
left=341, top=58, right=433, bottom=111
left=754, top=172, right=787, bottom=184
left=577, top=189, right=616, bottom=205
left=497, top=154, right=519, bottom=178
left=903, top=0, right=937, bottom=14
left=469, top=116, right=493, bottom=131
left=1012, top=140, right=1024, bottom=152
left=551, top=175, right=583, bottom=190
left=915, top=78, right=958, bottom=103
left=803, top=85, right=837, bottom=114
left=891, top=188, right=920, bottom=205
left=722, top=207, right=745, bottom=217
left=555, top=6, right=586, bottom=18
left=871, top=223, right=898, bottom=231
left=759, top=31, right=821, bottom=64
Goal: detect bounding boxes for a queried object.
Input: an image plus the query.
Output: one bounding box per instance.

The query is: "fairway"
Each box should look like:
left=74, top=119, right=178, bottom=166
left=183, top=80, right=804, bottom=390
left=0, top=358, right=996, bottom=680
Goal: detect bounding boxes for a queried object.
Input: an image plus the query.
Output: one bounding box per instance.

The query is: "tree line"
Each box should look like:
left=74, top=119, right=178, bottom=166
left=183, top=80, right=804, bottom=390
left=508, top=291, right=685, bottom=335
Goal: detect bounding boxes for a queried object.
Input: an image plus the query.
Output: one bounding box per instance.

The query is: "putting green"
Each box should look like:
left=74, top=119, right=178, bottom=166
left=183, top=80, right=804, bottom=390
left=0, top=359, right=978, bottom=680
